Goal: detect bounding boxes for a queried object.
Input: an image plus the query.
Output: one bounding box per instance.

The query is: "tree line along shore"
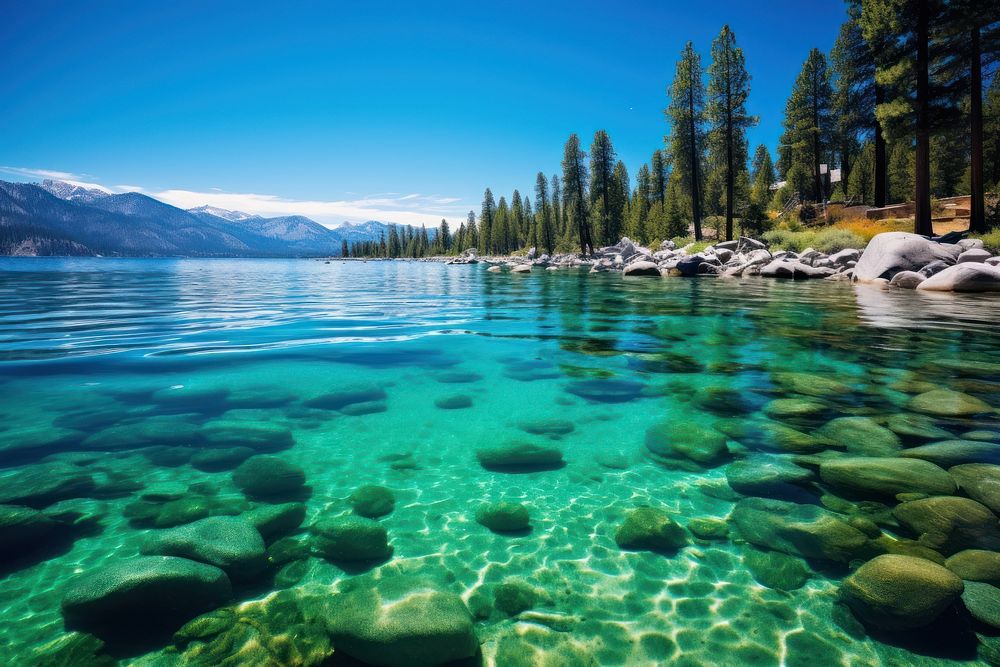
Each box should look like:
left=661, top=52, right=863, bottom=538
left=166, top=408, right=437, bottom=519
left=346, top=1, right=1000, bottom=261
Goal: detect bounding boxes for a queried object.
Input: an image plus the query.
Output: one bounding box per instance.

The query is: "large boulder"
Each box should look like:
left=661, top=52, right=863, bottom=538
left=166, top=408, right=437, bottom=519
left=0, top=504, right=60, bottom=559
left=893, top=496, right=1000, bottom=554
left=644, top=421, right=730, bottom=470
left=476, top=442, right=564, bottom=472
left=729, top=497, right=872, bottom=562
left=962, top=581, right=1000, bottom=629
left=324, top=575, right=478, bottom=666
left=232, top=456, right=306, bottom=499
left=623, top=260, right=662, bottom=277
left=949, top=463, right=1000, bottom=514
left=819, top=457, right=955, bottom=498
left=724, top=455, right=815, bottom=498
left=0, top=463, right=96, bottom=508
left=839, top=554, right=963, bottom=629
left=141, top=516, right=267, bottom=581
left=311, top=515, right=392, bottom=562
left=853, top=232, right=957, bottom=282
left=60, top=556, right=232, bottom=638
left=900, top=440, right=1000, bottom=467
left=906, top=389, right=992, bottom=417
left=475, top=501, right=530, bottom=533
left=917, top=263, right=1000, bottom=292
left=614, top=507, right=688, bottom=553
left=815, top=416, right=901, bottom=456
left=945, top=549, right=1000, bottom=585
left=349, top=485, right=396, bottom=518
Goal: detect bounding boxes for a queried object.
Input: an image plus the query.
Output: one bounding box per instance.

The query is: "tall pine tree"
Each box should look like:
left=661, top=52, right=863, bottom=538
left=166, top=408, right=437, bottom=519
left=562, top=134, right=593, bottom=254
left=667, top=41, right=706, bottom=240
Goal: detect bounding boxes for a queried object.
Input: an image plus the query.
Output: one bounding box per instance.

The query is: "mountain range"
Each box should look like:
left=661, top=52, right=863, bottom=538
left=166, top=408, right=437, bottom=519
left=0, top=179, right=429, bottom=257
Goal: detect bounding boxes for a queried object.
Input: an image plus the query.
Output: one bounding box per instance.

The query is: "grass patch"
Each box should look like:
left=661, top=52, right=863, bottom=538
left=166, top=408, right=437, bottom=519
left=831, top=217, right=912, bottom=243
left=971, top=229, right=1000, bottom=253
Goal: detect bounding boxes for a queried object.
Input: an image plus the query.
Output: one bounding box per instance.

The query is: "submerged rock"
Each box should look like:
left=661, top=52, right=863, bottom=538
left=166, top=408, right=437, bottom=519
left=304, top=386, right=388, bottom=411
left=61, top=556, right=232, bottom=638
left=762, top=398, right=828, bottom=419
left=141, top=516, right=267, bottom=581
left=434, top=394, right=472, bottom=410
left=232, top=456, right=306, bottom=499
left=945, top=549, right=1000, bottom=585
left=840, top=554, right=963, bottom=629
left=0, top=503, right=61, bottom=559
left=949, top=463, right=1000, bottom=514
left=907, top=389, right=992, bottom=417
left=815, top=417, right=902, bottom=456
left=961, top=582, right=1000, bottom=629
left=730, top=497, right=872, bottom=562
left=644, top=421, right=730, bottom=469
left=476, top=442, right=564, bottom=472
left=614, top=507, right=688, bottom=553
left=900, top=440, right=1000, bottom=467
left=30, top=631, right=115, bottom=667
left=772, top=372, right=852, bottom=397
left=475, top=501, right=530, bottom=533
left=171, top=588, right=332, bottom=666
left=743, top=547, right=810, bottom=591
left=244, top=502, right=306, bottom=542
left=189, top=446, right=255, bottom=472
left=819, top=457, right=955, bottom=498
left=349, top=485, right=396, bottom=518
left=493, top=579, right=543, bottom=615
left=311, top=515, right=392, bottom=562
left=517, top=418, right=575, bottom=438
left=0, top=462, right=96, bottom=508
left=324, top=574, right=478, bottom=666
left=885, top=413, right=953, bottom=440
left=564, top=379, right=645, bottom=404
left=724, top=455, right=815, bottom=498
left=893, top=496, right=1000, bottom=554
left=200, top=421, right=294, bottom=453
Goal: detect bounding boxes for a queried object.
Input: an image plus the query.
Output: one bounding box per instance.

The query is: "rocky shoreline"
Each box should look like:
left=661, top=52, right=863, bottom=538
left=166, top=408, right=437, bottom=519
left=455, top=231, right=1000, bottom=293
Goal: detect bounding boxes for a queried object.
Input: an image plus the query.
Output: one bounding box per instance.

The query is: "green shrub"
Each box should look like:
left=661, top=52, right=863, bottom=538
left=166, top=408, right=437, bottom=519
left=972, top=229, right=1000, bottom=253
left=811, top=228, right=866, bottom=253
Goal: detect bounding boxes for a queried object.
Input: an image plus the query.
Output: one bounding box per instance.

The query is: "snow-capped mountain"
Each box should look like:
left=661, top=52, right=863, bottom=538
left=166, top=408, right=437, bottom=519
left=1, top=180, right=433, bottom=257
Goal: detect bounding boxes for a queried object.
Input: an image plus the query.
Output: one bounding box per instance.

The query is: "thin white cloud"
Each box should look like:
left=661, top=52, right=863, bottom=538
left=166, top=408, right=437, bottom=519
left=0, top=167, right=467, bottom=227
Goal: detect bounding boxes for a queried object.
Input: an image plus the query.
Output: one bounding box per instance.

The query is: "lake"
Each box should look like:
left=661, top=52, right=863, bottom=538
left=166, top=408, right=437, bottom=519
left=1, top=257, right=999, bottom=665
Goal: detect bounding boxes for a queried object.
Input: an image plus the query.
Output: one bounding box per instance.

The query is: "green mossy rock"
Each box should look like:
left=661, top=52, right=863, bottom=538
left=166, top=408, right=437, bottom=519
left=349, top=485, right=395, bottom=518
left=762, top=398, right=828, bottom=419
left=730, top=497, right=873, bottom=563
left=30, top=632, right=115, bottom=667
left=189, top=446, right=254, bottom=472
left=434, top=394, right=473, bottom=409
left=60, top=556, right=232, bottom=638
left=885, top=413, right=952, bottom=440
left=687, top=517, right=729, bottom=540
left=819, top=457, right=955, bottom=498
left=476, top=442, right=564, bottom=472
left=949, top=463, right=1000, bottom=514
left=172, top=588, right=332, bottom=666
left=324, top=574, right=478, bottom=666
left=201, top=421, right=294, bottom=453
left=725, top=455, right=814, bottom=497
left=961, top=581, right=1000, bottom=629
left=815, top=417, right=902, bottom=456
left=901, top=441, right=1000, bottom=467
left=614, top=507, right=688, bottom=553
left=0, top=462, right=96, bottom=509
left=141, top=516, right=267, bottom=581
left=945, top=550, right=1000, bottom=585
left=0, top=504, right=60, bottom=559
left=232, top=456, right=306, bottom=499
left=907, top=389, right=992, bottom=417
left=517, top=419, right=575, bottom=438
left=304, top=386, right=387, bottom=411
left=475, top=502, right=530, bottom=533
left=772, top=372, right=852, bottom=397
left=244, top=503, right=306, bottom=542
left=644, top=421, right=730, bottom=470
left=494, top=579, right=541, bottom=616
left=311, top=515, right=392, bottom=562
left=893, top=496, right=1000, bottom=554
left=840, top=554, right=964, bottom=629
left=743, top=547, right=810, bottom=591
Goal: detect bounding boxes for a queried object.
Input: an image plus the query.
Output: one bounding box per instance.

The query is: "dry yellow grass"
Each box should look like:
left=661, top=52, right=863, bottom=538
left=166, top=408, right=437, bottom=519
left=831, top=215, right=971, bottom=241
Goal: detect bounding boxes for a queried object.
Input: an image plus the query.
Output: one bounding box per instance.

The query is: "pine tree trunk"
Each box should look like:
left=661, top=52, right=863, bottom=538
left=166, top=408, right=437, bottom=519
left=812, top=72, right=823, bottom=203
left=970, top=25, right=986, bottom=233
left=688, top=73, right=703, bottom=241
left=725, top=47, right=734, bottom=241
left=874, top=84, right=887, bottom=207
left=914, top=0, right=933, bottom=236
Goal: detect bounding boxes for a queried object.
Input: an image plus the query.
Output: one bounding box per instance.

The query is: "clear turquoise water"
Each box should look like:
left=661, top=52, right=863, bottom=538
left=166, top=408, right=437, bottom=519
left=1, top=257, right=999, bottom=665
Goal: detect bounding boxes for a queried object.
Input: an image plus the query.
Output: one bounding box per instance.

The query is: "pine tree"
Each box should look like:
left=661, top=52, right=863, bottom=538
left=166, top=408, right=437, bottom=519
left=610, top=161, right=629, bottom=243
left=589, top=130, right=617, bottom=245
left=511, top=190, right=524, bottom=249
left=466, top=210, right=478, bottom=251
left=750, top=144, right=775, bottom=208
left=493, top=196, right=509, bottom=254
left=779, top=48, right=834, bottom=204
left=550, top=175, right=564, bottom=237
left=562, top=134, right=593, bottom=254
left=340, top=239, right=348, bottom=257
left=848, top=142, right=876, bottom=204
left=627, top=163, right=652, bottom=243
left=438, top=219, right=451, bottom=253
left=480, top=189, right=495, bottom=254
left=534, top=172, right=556, bottom=254
left=667, top=41, right=706, bottom=240
left=650, top=149, right=669, bottom=205
left=706, top=25, right=756, bottom=241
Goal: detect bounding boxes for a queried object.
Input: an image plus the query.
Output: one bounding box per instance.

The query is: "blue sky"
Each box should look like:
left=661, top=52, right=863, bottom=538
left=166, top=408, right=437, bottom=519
left=0, top=0, right=846, bottom=226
